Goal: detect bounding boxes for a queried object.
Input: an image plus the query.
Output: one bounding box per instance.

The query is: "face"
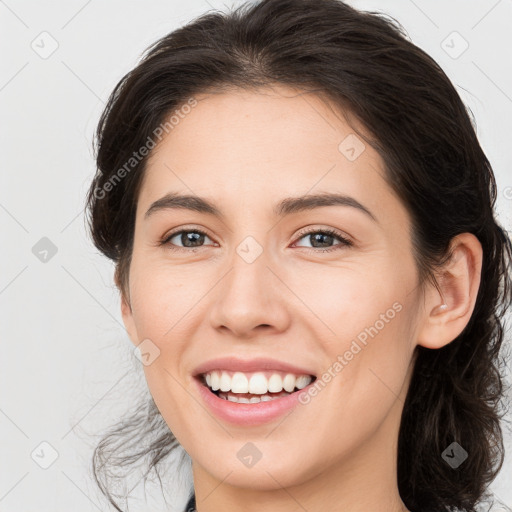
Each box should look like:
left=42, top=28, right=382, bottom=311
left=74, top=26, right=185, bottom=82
left=121, top=85, right=424, bottom=492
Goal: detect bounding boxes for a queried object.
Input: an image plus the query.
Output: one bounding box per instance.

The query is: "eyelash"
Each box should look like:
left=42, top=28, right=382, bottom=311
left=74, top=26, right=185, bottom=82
left=159, top=227, right=353, bottom=254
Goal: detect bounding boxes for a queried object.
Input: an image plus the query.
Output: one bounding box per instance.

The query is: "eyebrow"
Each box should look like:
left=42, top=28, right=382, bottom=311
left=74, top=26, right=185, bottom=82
left=144, top=192, right=377, bottom=222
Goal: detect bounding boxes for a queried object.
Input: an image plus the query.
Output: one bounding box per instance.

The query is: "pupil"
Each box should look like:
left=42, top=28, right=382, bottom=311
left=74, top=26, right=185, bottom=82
left=183, top=232, right=204, bottom=247
left=312, top=233, right=332, bottom=248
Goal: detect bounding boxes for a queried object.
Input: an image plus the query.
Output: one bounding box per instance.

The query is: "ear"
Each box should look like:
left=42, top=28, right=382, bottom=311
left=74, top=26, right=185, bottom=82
left=115, top=268, right=139, bottom=346
left=417, top=233, right=483, bottom=349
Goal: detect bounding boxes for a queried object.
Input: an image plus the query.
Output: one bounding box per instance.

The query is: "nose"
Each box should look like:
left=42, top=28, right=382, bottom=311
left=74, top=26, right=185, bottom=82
left=208, top=247, right=291, bottom=339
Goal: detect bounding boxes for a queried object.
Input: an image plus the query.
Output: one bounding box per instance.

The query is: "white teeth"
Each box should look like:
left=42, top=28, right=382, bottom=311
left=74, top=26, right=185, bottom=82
left=268, top=374, right=283, bottom=393
left=248, top=373, right=268, bottom=394
left=217, top=391, right=292, bottom=403
left=202, top=370, right=313, bottom=395
left=295, top=375, right=312, bottom=389
left=231, top=372, right=249, bottom=393
left=283, top=374, right=296, bottom=392
left=219, top=372, right=231, bottom=392
left=210, top=371, right=220, bottom=391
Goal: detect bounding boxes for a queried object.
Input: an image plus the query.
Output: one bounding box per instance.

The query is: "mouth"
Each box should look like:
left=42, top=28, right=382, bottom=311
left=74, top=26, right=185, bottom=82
left=196, top=370, right=317, bottom=404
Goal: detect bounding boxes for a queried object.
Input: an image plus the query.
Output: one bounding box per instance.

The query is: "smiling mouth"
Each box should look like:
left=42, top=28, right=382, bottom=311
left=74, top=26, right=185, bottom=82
left=198, top=370, right=317, bottom=404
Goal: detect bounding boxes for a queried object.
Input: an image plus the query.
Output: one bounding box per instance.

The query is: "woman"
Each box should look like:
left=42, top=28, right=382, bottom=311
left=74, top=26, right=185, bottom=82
left=85, top=0, right=512, bottom=510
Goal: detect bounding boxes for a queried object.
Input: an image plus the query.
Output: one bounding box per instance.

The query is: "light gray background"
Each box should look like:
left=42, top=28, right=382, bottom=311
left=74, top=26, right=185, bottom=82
left=1, top=0, right=511, bottom=511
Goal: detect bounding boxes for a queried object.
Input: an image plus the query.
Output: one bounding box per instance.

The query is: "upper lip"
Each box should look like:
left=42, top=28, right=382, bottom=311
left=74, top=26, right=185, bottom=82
left=193, top=357, right=316, bottom=377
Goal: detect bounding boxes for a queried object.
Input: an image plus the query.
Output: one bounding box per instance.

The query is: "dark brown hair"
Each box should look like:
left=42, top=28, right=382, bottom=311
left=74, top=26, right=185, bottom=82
left=85, top=0, right=512, bottom=510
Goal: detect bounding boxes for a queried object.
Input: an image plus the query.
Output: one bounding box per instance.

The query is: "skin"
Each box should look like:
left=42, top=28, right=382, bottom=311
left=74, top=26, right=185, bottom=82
left=119, top=85, right=482, bottom=512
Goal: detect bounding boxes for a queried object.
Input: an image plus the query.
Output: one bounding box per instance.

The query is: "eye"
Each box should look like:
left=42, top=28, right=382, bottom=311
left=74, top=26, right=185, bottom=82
left=159, top=228, right=216, bottom=252
left=292, top=228, right=353, bottom=253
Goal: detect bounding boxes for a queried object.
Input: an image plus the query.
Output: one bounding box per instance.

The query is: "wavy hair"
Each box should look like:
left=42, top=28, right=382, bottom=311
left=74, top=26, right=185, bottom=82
left=85, top=0, right=512, bottom=510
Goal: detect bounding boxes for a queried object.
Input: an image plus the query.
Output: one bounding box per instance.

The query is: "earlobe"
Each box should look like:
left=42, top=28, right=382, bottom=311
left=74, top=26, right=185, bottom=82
left=417, top=233, right=483, bottom=350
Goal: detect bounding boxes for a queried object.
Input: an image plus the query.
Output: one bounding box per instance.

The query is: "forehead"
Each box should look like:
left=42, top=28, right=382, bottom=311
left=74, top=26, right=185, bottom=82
left=139, top=85, right=396, bottom=220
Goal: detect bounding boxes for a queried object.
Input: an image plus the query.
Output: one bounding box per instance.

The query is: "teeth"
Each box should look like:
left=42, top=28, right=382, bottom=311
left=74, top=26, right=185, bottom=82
left=248, top=373, right=267, bottom=394
left=268, top=374, right=283, bottom=393
left=202, top=370, right=313, bottom=395
left=218, top=390, right=292, bottom=403
left=295, top=375, right=312, bottom=389
left=210, top=371, right=220, bottom=391
left=231, top=372, right=249, bottom=393
left=219, top=372, right=231, bottom=392
left=283, top=374, right=296, bottom=392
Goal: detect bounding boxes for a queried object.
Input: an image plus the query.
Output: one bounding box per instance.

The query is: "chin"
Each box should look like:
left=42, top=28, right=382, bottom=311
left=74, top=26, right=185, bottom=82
left=194, top=442, right=319, bottom=491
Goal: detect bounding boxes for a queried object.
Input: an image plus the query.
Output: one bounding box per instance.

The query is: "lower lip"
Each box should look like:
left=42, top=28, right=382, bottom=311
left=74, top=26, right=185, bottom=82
left=194, top=377, right=314, bottom=426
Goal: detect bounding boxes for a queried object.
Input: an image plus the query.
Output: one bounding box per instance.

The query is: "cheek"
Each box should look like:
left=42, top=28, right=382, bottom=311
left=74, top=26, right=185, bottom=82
left=303, top=304, right=415, bottom=466
left=290, top=261, right=403, bottom=345
left=128, top=257, right=201, bottom=344
left=305, top=263, right=416, bottom=413
left=324, top=289, right=415, bottom=421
